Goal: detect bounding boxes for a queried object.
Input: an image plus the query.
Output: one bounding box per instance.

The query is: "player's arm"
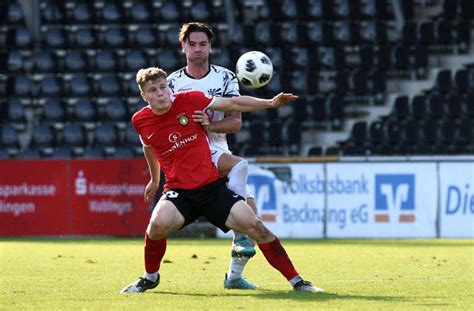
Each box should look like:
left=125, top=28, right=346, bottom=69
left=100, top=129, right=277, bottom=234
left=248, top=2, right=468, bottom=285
left=143, top=145, right=161, bottom=204
left=210, top=93, right=298, bottom=112
left=210, top=111, right=242, bottom=133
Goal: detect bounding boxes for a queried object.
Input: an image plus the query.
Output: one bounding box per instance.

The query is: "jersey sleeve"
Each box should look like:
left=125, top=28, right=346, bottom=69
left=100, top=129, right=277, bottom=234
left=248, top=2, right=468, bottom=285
left=223, top=70, right=240, bottom=97
left=186, top=90, right=215, bottom=110
left=131, top=112, right=150, bottom=146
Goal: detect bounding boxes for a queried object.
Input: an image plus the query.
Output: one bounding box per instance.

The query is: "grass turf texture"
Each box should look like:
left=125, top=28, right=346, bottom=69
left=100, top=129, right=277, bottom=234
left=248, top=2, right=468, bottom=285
left=1, top=239, right=473, bottom=310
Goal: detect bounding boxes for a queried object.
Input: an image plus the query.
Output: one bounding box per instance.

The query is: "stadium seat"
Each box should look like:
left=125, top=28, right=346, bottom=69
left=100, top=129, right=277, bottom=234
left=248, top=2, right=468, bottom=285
left=383, top=119, right=402, bottom=145
left=93, top=50, right=118, bottom=73
left=102, top=98, right=128, bottom=121
left=4, top=99, right=26, bottom=125
left=41, top=1, right=65, bottom=24
left=411, top=95, right=427, bottom=120
left=325, top=146, right=341, bottom=156
left=392, top=45, right=409, bottom=70
left=42, top=27, right=68, bottom=49
left=129, top=26, right=158, bottom=48
left=255, top=22, right=280, bottom=47
left=445, top=93, right=462, bottom=118
left=62, top=124, right=87, bottom=148
left=94, top=123, right=119, bottom=148
left=123, top=50, right=148, bottom=73
left=81, top=147, right=105, bottom=159
left=326, top=94, right=344, bottom=128
left=98, top=1, right=123, bottom=24
left=435, top=70, right=452, bottom=94
left=1, top=125, right=20, bottom=150
left=111, top=147, right=136, bottom=158
left=454, top=68, right=469, bottom=93
left=6, top=51, right=24, bottom=73
left=41, top=99, right=67, bottom=125
left=280, top=22, right=301, bottom=46
left=128, top=1, right=153, bottom=23
left=6, top=27, right=32, bottom=49
left=66, top=75, right=92, bottom=97
left=94, top=75, right=121, bottom=97
left=460, top=0, right=474, bottom=19
left=101, top=27, right=128, bottom=48
left=0, top=149, right=10, bottom=159
left=400, top=119, right=419, bottom=146
left=402, top=22, right=416, bottom=45
left=392, top=96, right=410, bottom=120
left=63, top=51, right=88, bottom=73
left=307, top=145, right=322, bottom=156
left=17, top=149, right=41, bottom=159
left=435, top=21, right=454, bottom=45
left=7, top=75, right=33, bottom=97
left=51, top=148, right=73, bottom=159
left=30, top=125, right=56, bottom=149
left=155, top=49, right=179, bottom=72
left=6, top=1, right=26, bottom=26
left=38, top=75, right=62, bottom=97
left=443, top=0, right=459, bottom=20
left=439, top=119, right=457, bottom=145
left=457, top=118, right=472, bottom=144
left=369, top=120, right=384, bottom=146
left=158, top=0, right=183, bottom=23
left=350, top=121, right=368, bottom=144
left=420, top=119, right=438, bottom=145
left=72, top=99, right=96, bottom=122
left=418, top=22, right=435, bottom=46
left=427, top=94, right=444, bottom=119
left=70, top=26, right=97, bottom=49
left=188, top=0, right=212, bottom=22
left=123, top=124, right=141, bottom=147
left=68, top=2, right=95, bottom=24
left=34, top=51, right=57, bottom=73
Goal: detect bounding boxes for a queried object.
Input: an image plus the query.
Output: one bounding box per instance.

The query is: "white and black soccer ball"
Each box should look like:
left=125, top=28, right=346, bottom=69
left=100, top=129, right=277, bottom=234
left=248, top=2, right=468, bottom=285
left=235, top=51, right=273, bottom=89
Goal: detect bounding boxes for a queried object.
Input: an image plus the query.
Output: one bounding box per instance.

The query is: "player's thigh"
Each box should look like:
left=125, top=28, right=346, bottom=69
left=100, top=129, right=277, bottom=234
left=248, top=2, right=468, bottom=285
left=149, top=196, right=185, bottom=232
left=217, top=153, right=244, bottom=177
left=225, top=201, right=258, bottom=233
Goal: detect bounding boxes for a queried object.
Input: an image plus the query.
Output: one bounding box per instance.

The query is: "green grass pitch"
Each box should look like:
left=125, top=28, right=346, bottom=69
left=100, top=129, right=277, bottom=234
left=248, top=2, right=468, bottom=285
left=1, top=238, right=473, bottom=310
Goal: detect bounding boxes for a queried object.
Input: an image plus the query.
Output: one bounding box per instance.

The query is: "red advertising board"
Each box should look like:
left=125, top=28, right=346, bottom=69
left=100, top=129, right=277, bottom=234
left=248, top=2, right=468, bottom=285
left=0, top=159, right=151, bottom=236
left=0, top=160, right=69, bottom=236
left=70, top=159, right=150, bottom=235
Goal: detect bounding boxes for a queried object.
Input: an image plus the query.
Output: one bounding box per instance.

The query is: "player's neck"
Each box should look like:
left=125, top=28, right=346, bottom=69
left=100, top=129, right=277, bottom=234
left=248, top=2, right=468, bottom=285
left=185, top=63, right=210, bottom=79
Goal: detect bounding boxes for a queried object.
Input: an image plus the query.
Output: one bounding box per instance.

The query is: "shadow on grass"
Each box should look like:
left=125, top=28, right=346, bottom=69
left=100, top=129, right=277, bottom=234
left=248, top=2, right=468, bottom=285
left=153, top=290, right=406, bottom=302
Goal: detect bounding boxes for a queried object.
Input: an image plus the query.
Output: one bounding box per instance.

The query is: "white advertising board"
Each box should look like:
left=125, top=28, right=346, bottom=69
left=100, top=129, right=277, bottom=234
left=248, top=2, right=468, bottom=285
left=217, top=163, right=325, bottom=238
left=439, top=162, right=474, bottom=238
left=326, top=163, right=438, bottom=238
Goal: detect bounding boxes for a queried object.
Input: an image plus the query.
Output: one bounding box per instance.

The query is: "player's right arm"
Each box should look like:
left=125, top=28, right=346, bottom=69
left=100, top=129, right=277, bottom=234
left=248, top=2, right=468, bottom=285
left=210, top=92, right=298, bottom=112
left=143, top=145, right=161, bottom=204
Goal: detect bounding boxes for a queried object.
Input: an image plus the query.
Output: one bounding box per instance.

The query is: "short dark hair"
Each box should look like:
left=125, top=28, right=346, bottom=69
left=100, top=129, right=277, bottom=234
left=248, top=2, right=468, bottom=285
left=178, top=22, right=214, bottom=44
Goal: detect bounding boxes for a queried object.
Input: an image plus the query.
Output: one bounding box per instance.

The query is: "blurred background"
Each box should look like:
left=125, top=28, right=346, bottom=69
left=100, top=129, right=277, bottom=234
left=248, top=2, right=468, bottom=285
left=1, top=0, right=473, bottom=160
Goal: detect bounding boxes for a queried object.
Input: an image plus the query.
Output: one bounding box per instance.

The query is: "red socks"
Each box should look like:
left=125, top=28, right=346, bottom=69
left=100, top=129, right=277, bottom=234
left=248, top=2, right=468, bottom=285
left=258, top=237, right=299, bottom=281
left=144, top=233, right=167, bottom=273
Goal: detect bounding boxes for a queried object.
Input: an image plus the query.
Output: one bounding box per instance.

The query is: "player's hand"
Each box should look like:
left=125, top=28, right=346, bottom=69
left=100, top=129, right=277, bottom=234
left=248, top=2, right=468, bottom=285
left=271, top=92, right=298, bottom=108
left=193, top=110, right=210, bottom=131
left=144, top=179, right=159, bottom=204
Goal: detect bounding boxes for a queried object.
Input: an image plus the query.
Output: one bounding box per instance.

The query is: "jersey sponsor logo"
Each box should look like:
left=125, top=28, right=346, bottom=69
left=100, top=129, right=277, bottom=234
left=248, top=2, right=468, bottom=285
left=163, top=134, right=198, bottom=155
left=374, top=174, right=415, bottom=223
left=168, top=132, right=182, bottom=143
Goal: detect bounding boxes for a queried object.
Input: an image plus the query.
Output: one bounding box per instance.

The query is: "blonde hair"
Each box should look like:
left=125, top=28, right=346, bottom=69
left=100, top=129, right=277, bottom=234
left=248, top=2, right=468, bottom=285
left=178, top=22, right=214, bottom=44
left=136, top=67, right=168, bottom=91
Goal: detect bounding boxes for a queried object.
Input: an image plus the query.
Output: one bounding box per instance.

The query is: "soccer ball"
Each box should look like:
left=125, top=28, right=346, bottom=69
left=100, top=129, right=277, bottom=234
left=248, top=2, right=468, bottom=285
left=235, top=51, right=273, bottom=89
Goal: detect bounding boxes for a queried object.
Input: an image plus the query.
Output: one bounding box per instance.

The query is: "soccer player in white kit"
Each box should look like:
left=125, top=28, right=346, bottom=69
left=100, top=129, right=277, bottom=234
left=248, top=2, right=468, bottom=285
left=167, top=22, right=258, bottom=289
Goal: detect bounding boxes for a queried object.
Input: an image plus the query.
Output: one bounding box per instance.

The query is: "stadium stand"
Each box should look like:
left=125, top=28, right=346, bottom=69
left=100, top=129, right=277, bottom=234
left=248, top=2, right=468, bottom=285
left=1, top=0, right=473, bottom=159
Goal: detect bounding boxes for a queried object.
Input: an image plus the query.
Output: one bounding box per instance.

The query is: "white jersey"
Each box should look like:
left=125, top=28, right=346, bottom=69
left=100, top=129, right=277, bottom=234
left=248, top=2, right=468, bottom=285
left=167, top=65, right=240, bottom=152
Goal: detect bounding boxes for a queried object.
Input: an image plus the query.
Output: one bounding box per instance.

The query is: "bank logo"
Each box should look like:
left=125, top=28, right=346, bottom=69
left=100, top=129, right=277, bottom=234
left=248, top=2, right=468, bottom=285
left=248, top=172, right=277, bottom=222
left=375, top=174, right=415, bottom=223
left=75, top=170, right=87, bottom=195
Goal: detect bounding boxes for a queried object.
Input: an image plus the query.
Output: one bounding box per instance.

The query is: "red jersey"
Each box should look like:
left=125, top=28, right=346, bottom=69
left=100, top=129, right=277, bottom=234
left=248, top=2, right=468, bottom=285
left=132, top=91, right=221, bottom=190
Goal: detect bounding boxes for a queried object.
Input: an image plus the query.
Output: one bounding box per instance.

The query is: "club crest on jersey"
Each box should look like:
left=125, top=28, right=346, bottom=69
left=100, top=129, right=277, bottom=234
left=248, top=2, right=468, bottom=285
left=176, top=113, right=189, bottom=126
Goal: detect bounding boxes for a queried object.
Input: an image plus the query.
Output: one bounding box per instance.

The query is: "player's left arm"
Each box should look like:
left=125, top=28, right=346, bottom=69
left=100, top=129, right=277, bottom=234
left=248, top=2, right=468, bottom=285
left=210, top=93, right=298, bottom=112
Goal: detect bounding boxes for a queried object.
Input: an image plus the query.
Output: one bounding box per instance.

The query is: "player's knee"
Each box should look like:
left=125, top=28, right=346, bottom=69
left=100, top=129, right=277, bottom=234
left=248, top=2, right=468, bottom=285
left=246, top=218, right=271, bottom=242
left=148, top=214, right=170, bottom=237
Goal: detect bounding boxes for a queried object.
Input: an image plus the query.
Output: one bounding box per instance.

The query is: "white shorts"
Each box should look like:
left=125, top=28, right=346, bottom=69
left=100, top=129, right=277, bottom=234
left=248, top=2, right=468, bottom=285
left=209, top=144, right=254, bottom=199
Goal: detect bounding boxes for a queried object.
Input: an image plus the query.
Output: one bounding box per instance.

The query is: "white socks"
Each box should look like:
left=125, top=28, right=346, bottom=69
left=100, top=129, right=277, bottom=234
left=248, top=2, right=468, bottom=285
left=144, top=272, right=159, bottom=282
left=227, top=256, right=250, bottom=281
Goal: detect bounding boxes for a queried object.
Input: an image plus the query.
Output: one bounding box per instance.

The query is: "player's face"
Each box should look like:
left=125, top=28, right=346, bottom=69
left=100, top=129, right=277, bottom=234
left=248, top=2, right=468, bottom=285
left=182, top=32, right=211, bottom=65
left=141, top=78, right=172, bottom=114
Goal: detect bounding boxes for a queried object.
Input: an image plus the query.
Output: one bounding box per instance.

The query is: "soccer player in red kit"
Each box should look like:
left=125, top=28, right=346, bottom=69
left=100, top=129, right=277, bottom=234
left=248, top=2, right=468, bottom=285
left=120, top=67, right=324, bottom=294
